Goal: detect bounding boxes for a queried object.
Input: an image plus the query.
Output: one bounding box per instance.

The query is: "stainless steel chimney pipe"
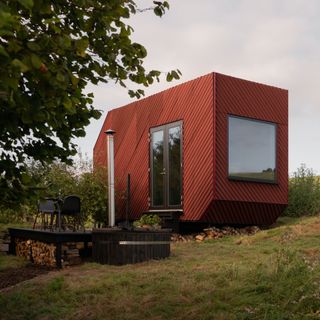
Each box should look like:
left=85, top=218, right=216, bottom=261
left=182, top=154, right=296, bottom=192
left=105, top=129, right=115, bottom=227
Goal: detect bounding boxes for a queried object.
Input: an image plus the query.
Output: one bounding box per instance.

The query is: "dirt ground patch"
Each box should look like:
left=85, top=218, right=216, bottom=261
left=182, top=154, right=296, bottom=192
left=0, top=264, right=52, bottom=290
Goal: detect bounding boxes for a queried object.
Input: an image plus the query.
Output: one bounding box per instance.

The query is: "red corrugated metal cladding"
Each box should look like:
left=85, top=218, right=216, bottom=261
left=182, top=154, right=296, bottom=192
left=94, top=72, right=288, bottom=225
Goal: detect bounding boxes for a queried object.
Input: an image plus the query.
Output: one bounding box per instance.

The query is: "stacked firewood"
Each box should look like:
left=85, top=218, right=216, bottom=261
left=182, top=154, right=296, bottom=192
left=14, top=238, right=91, bottom=267
left=15, top=238, right=32, bottom=258
left=171, top=226, right=260, bottom=242
left=32, top=241, right=56, bottom=267
left=15, top=238, right=56, bottom=267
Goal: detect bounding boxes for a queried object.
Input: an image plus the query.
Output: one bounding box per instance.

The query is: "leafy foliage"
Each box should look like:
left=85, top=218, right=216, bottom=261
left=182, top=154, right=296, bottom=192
left=34, top=162, right=78, bottom=199
left=133, top=213, right=161, bottom=227
left=0, top=205, right=30, bottom=224
left=0, top=0, right=180, bottom=206
left=0, top=158, right=109, bottom=225
left=77, top=166, right=108, bottom=225
left=35, top=160, right=108, bottom=225
left=284, top=164, right=320, bottom=217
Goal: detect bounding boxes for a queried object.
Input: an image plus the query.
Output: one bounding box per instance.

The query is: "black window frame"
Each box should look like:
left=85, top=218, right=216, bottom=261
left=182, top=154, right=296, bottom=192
left=227, top=114, right=278, bottom=184
left=149, top=120, right=183, bottom=209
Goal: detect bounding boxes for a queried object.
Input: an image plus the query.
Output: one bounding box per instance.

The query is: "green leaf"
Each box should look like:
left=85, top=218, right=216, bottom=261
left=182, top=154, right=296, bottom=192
left=17, top=0, right=34, bottom=10
left=71, top=75, right=79, bottom=87
left=166, top=72, right=173, bottom=82
left=56, top=72, right=65, bottom=82
left=33, top=111, right=46, bottom=122
left=21, top=112, right=32, bottom=124
left=153, top=6, right=163, bottom=17
left=21, top=173, right=31, bottom=184
left=39, top=4, right=52, bottom=14
left=7, top=41, right=22, bottom=53
left=59, top=35, right=71, bottom=49
left=30, top=54, right=42, bottom=69
left=163, top=1, right=170, bottom=9
left=171, top=70, right=180, bottom=80
left=63, top=97, right=76, bottom=114
left=139, top=46, right=147, bottom=58
left=11, top=59, right=29, bottom=72
left=91, top=109, right=102, bottom=120
left=6, top=77, right=19, bottom=90
left=27, top=42, right=41, bottom=51
left=75, top=129, right=86, bottom=137
left=76, top=38, right=89, bottom=57
left=0, top=45, right=9, bottom=57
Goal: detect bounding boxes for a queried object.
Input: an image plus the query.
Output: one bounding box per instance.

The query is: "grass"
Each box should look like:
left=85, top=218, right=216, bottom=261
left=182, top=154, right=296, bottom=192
left=229, top=171, right=275, bottom=181
left=0, top=255, right=28, bottom=271
left=0, top=222, right=31, bottom=271
left=0, top=222, right=31, bottom=233
left=1, top=216, right=320, bottom=319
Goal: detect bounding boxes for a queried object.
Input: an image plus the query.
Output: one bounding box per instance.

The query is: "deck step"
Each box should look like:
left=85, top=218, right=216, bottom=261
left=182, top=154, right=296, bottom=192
left=144, top=211, right=182, bottom=232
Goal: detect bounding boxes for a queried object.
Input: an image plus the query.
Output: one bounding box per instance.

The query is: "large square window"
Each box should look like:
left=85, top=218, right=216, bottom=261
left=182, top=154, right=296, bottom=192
left=228, top=115, right=277, bottom=183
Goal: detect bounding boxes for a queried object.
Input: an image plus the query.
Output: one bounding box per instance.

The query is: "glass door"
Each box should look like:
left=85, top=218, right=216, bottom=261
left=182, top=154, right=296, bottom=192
left=150, top=121, right=182, bottom=209
left=151, top=127, right=165, bottom=207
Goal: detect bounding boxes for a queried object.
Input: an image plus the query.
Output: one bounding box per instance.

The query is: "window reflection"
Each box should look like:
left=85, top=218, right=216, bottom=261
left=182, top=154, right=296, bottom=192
left=168, top=126, right=181, bottom=205
left=152, top=130, right=164, bottom=206
left=228, top=116, right=276, bottom=182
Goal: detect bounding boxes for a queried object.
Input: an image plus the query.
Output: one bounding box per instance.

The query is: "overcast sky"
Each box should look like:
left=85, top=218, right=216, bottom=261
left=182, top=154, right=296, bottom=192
left=74, top=0, right=320, bottom=174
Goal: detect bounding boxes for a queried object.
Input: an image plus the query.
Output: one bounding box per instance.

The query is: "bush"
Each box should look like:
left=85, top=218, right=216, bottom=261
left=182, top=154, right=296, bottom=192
left=35, top=162, right=78, bottom=199
left=133, top=214, right=161, bottom=228
left=0, top=207, right=26, bottom=224
left=77, top=167, right=108, bottom=226
left=284, top=164, right=320, bottom=217
left=34, top=159, right=108, bottom=226
left=0, top=156, right=109, bottom=226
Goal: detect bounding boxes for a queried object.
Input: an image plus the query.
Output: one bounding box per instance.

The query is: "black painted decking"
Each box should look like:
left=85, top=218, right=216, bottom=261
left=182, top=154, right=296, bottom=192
left=9, top=228, right=171, bottom=267
left=8, top=228, right=92, bottom=268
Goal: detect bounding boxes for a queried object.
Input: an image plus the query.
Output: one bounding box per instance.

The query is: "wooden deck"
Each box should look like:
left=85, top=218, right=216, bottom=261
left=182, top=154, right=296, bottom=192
left=8, top=228, right=92, bottom=268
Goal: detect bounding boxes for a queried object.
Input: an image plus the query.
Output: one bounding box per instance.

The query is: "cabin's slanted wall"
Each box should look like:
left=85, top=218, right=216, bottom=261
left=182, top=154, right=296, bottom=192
left=94, top=74, right=214, bottom=221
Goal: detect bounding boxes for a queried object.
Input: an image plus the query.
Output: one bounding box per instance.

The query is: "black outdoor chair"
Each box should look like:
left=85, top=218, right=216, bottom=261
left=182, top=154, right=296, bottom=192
left=33, top=199, right=56, bottom=230
left=58, top=195, right=84, bottom=231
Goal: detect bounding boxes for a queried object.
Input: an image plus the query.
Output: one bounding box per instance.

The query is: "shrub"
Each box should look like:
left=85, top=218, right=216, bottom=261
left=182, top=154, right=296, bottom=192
left=35, top=160, right=108, bottom=226
left=133, top=214, right=162, bottom=228
left=0, top=206, right=25, bottom=224
left=36, top=162, right=78, bottom=199
left=0, top=156, right=109, bottom=226
left=284, top=164, right=320, bottom=217
left=77, top=166, right=108, bottom=226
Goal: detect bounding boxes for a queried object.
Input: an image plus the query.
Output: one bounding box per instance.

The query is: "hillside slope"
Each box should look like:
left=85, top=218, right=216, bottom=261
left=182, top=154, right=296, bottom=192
left=1, top=216, right=320, bottom=319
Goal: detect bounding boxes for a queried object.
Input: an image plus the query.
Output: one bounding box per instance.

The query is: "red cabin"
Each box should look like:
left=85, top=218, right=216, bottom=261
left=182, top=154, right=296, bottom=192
left=94, top=72, right=288, bottom=228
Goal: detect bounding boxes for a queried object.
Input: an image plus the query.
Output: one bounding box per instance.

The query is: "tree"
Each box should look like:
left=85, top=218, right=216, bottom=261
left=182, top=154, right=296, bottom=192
left=0, top=0, right=180, bottom=206
left=31, top=159, right=109, bottom=225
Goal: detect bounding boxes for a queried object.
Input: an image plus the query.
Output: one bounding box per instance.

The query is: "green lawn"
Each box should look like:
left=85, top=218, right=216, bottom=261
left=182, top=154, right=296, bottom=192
left=0, top=222, right=31, bottom=271
left=1, top=216, right=320, bottom=319
left=0, top=222, right=31, bottom=233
